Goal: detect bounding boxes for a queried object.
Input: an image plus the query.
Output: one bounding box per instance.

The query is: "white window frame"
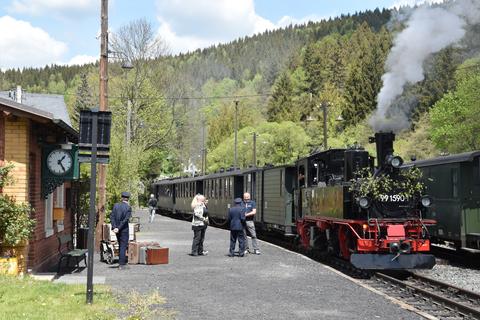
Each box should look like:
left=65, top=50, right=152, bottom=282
left=45, top=193, right=54, bottom=237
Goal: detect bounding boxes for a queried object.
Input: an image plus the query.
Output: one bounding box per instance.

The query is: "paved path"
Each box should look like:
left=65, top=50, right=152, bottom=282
left=55, top=210, right=422, bottom=320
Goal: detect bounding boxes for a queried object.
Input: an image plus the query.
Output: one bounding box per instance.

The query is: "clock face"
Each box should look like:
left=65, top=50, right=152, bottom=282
left=46, top=149, right=73, bottom=175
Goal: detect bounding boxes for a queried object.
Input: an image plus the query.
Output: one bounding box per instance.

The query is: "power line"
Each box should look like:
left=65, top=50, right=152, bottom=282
left=61, top=92, right=272, bottom=101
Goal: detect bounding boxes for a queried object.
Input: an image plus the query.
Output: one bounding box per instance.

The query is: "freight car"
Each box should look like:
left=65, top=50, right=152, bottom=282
left=412, top=151, right=480, bottom=252
left=153, top=132, right=436, bottom=270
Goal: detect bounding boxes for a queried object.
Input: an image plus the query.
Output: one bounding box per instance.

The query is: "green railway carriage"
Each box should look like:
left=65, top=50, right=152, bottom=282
left=202, top=169, right=249, bottom=222
left=413, top=151, right=480, bottom=251
left=154, top=178, right=175, bottom=213
left=259, top=165, right=296, bottom=235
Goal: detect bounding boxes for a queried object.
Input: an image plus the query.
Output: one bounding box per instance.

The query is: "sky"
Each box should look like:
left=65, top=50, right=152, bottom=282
left=0, top=0, right=442, bottom=70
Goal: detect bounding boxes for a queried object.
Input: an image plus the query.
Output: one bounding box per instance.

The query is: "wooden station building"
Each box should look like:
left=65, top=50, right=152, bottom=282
left=0, top=88, right=79, bottom=272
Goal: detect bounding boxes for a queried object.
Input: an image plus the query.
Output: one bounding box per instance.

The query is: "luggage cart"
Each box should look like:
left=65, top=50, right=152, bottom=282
left=100, top=223, right=137, bottom=264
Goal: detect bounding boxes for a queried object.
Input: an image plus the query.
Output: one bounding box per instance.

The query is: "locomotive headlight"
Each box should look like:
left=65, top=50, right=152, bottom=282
left=390, top=156, right=403, bottom=168
left=358, top=196, right=371, bottom=209
left=421, top=195, right=433, bottom=207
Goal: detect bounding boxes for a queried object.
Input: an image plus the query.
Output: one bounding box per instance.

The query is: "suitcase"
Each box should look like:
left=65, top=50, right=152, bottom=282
left=128, top=241, right=160, bottom=264
left=128, top=242, right=140, bottom=264
left=139, top=246, right=148, bottom=264
left=146, top=246, right=169, bottom=265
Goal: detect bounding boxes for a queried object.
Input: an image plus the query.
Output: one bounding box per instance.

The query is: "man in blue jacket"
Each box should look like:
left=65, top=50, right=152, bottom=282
left=110, top=191, right=132, bottom=269
left=227, top=198, right=246, bottom=257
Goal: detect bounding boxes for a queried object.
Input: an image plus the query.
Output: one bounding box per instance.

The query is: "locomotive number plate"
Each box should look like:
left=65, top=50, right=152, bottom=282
left=379, top=194, right=408, bottom=202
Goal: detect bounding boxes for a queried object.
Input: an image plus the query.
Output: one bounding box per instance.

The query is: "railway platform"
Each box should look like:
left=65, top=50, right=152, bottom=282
left=56, top=210, right=424, bottom=319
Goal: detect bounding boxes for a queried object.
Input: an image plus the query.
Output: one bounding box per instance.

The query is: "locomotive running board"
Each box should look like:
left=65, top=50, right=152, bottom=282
left=351, top=253, right=436, bottom=270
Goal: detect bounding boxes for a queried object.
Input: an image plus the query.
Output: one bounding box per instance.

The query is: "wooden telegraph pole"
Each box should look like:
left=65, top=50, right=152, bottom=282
left=97, top=0, right=109, bottom=249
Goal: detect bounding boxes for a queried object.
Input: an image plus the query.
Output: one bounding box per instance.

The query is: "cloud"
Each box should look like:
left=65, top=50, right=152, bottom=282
left=155, top=0, right=275, bottom=53
left=8, top=0, right=97, bottom=16
left=0, top=16, right=67, bottom=69
left=277, top=14, right=330, bottom=27
left=66, top=54, right=98, bottom=66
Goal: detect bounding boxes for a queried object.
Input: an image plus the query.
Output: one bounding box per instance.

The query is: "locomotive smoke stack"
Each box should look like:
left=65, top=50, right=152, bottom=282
left=370, top=132, right=395, bottom=168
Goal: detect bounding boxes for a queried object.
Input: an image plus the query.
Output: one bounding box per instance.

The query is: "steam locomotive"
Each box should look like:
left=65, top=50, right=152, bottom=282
left=153, top=132, right=436, bottom=270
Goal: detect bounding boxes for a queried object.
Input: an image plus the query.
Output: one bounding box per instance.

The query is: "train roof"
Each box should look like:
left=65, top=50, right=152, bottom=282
left=409, top=150, right=480, bottom=167
left=153, top=167, right=259, bottom=185
left=296, top=148, right=347, bottom=163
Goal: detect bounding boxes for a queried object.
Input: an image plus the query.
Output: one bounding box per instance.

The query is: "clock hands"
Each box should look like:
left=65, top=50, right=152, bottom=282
left=57, top=155, right=67, bottom=172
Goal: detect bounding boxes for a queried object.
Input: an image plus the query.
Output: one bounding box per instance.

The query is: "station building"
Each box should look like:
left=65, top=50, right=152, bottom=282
left=0, top=88, right=78, bottom=272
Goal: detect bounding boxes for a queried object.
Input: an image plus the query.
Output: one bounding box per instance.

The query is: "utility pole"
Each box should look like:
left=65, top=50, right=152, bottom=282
left=201, top=119, right=206, bottom=175
left=97, top=0, right=109, bottom=250
left=322, top=101, right=327, bottom=150
left=253, top=132, right=257, bottom=167
left=234, top=100, right=239, bottom=169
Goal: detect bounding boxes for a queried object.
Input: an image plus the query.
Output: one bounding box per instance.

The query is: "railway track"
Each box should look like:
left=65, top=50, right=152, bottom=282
left=365, top=271, right=480, bottom=319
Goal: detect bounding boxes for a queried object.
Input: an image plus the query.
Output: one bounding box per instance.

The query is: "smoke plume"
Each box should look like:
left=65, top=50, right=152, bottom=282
left=370, top=0, right=480, bottom=133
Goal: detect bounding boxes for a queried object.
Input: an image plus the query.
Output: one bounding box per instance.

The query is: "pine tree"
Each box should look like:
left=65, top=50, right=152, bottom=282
left=267, top=72, right=296, bottom=122
left=72, top=73, right=93, bottom=129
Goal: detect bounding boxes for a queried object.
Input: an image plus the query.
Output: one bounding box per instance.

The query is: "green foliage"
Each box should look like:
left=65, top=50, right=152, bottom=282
left=343, top=24, right=391, bottom=126
left=71, top=73, right=94, bottom=129
left=267, top=72, right=297, bottom=122
left=349, top=167, right=425, bottom=201
left=0, top=164, right=35, bottom=246
left=429, top=63, right=480, bottom=153
left=207, top=121, right=311, bottom=172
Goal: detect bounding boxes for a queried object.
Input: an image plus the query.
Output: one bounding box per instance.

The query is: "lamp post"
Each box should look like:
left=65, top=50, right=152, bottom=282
left=234, top=100, right=239, bottom=169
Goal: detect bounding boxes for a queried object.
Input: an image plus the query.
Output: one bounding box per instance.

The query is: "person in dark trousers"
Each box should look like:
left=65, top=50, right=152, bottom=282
left=148, top=194, right=157, bottom=223
left=228, top=198, right=246, bottom=257
left=243, top=192, right=260, bottom=255
left=110, top=191, right=132, bottom=269
left=190, top=194, right=209, bottom=256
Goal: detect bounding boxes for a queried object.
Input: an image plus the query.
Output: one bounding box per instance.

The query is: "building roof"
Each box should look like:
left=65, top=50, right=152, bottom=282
left=0, top=93, right=77, bottom=141
left=0, top=91, right=72, bottom=126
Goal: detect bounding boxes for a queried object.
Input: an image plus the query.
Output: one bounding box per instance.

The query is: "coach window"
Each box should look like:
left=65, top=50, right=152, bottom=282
left=452, top=168, right=459, bottom=198
left=219, top=178, right=223, bottom=199
left=280, top=170, right=284, bottom=196
left=225, top=179, right=229, bottom=198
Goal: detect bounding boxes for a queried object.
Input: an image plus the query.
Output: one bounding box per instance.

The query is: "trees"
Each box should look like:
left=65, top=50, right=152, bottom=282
left=207, top=121, right=311, bottom=172
left=267, top=72, right=297, bottom=122
left=71, top=73, right=94, bottom=129
left=429, top=64, right=480, bottom=153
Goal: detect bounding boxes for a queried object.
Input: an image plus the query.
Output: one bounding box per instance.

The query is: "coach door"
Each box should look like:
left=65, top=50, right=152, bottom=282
left=234, top=175, right=244, bottom=199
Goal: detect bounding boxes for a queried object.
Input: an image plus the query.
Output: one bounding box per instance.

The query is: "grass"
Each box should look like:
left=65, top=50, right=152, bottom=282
left=0, top=276, right=175, bottom=320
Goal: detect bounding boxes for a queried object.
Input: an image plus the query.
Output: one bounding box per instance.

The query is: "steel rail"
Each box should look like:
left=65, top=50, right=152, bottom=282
left=376, top=272, right=480, bottom=319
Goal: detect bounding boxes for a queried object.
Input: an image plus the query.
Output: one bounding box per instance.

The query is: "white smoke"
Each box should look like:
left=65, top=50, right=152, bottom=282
left=370, top=0, right=480, bottom=132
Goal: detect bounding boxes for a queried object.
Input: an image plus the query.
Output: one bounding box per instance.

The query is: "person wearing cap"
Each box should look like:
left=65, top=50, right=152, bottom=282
left=243, top=192, right=260, bottom=255
left=148, top=194, right=157, bottom=223
left=110, top=191, right=132, bottom=269
left=190, top=194, right=209, bottom=256
left=227, top=197, right=246, bottom=257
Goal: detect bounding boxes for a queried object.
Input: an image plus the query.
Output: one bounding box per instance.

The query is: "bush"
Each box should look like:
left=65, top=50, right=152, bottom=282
left=0, top=164, right=35, bottom=246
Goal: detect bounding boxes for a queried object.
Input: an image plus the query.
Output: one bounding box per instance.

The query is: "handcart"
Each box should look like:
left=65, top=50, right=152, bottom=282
left=100, top=222, right=138, bottom=264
